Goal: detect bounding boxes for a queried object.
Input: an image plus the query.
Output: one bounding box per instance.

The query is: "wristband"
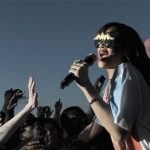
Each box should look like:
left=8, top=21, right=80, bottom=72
left=90, top=96, right=99, bottom=105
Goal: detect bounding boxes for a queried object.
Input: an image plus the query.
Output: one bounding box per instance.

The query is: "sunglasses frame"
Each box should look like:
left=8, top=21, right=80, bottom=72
left=94, top=39, right=114, bottom=48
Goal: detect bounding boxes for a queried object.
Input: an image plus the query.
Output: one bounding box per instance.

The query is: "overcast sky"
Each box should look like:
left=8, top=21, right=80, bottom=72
left=0, top=0, right=150, bottom=113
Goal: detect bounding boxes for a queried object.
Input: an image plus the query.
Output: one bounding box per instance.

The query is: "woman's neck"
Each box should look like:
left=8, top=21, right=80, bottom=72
left=106, top=68, right=116, bottom=80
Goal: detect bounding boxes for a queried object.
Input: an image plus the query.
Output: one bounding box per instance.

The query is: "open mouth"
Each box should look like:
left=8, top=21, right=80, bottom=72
left=98, top=51, right=109, bottom=60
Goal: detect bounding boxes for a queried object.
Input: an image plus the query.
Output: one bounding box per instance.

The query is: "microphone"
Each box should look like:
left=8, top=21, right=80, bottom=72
left=60, top=53, right=97, bottom=89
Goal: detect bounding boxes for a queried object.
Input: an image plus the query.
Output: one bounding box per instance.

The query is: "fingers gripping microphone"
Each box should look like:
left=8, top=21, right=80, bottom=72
left=60, top=53, right=97, bottom=89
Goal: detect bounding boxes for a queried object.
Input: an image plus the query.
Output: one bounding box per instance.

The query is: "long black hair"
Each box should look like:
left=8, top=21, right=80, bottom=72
left=97, top=22, right=150, bottom=87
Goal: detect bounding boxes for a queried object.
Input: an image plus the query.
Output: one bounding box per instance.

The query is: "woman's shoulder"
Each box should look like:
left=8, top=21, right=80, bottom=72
left=117, top=63, right=148, bottom=85
left=116, top=63, right=142, bottom=81
left=118, top=63, right=140, bottom=75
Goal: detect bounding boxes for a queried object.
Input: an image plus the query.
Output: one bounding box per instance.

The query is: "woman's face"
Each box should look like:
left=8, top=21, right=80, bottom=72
left=94, top=28, right=123, bottom=69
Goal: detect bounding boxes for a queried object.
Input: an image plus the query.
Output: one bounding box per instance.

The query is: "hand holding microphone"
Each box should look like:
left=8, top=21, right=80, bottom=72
left=60, top=53, right=97, bottom=89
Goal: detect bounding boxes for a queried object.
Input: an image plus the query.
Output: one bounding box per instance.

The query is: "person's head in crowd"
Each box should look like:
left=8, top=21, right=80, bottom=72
left=60, top=106, right=90, bottom=138
left=20, top=113, right=44, bottom=144
left=39, top=117, right=62, bottom=149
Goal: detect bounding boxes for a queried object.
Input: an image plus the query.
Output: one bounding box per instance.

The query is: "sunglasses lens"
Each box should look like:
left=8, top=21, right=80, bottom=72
left=105, top=40, right=113, bottom=48
left=94, top=40, right=113, bottom=48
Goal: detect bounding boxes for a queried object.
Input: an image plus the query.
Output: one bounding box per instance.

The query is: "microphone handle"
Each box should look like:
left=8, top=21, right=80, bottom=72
left=60, top=53, right=97, bottom=89
left=60, top=73, right=76, bottom=89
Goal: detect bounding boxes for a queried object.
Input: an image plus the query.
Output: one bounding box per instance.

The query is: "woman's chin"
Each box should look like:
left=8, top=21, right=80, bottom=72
left=98, top=61, right=107, bottom=68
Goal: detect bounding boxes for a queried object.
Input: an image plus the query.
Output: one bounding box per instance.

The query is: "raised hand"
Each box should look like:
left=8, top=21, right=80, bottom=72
left=3, top=89, right=24, bottom=112
left=27, top=76, right=38, bottom=110
left=45, top=106, right=53, bottom=118
left=69, top=60, right=90, bottom=87
left=37, top=106, right=53, bottom=119
left=7, top=90, right=25, bottom=111
left=54, top=98, right=62, bottom=113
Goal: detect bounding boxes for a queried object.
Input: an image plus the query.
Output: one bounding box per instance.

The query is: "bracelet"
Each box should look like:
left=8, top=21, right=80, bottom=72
left=89, top=96, right=100, bottom=105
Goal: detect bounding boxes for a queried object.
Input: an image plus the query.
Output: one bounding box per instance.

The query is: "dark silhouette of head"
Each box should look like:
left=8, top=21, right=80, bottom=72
left=60, top=106, right=90, bottom=137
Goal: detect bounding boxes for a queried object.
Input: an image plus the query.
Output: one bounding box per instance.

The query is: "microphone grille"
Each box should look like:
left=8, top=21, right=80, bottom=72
left=84, top=53, right=97, bottom=65
left=89, top=53, right=97, bottom=61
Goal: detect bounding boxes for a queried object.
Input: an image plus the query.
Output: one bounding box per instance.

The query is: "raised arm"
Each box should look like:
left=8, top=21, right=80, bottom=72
left=0, top=76, right=38, bottom=144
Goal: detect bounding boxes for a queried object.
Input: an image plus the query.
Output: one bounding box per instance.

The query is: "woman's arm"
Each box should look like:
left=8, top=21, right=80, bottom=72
left=69, top=61, right=128, bottom=143
left=78, top=121, right=103, bottom=143
left=81, top=81, right=128, bottom=142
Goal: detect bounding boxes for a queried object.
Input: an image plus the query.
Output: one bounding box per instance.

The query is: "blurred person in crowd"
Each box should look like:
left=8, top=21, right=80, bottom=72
left=18, top=113, right=44, bottom=150
left=41, top=117, right=62, bottom=150
left=60, top=106, right=90, bottom=145
left=0, top=88, right=24, bottom=124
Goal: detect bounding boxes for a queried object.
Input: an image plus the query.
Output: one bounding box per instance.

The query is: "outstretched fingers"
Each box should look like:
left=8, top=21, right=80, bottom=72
left=28, top=76, right=38, bottom=110
left=28, top=76, right=35, bottom=92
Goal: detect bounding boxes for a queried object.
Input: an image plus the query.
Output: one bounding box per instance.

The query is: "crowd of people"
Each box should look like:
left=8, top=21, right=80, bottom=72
left=0, top=22, right=150, bottom=150
left=0, top=77, right=113, bottom=150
